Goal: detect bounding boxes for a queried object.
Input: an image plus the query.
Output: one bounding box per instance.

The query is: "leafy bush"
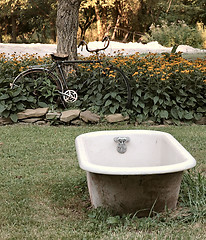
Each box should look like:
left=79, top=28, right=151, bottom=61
left=0, top=81, right=35, bottom=122
left=66, top=61, right=130, bottom=115
left=197, top=22, right=206, bottom=49
left=143, top=21, right=204, bottom=49
left=123, top=52, right=206, bottom=123
left=0, top=52, right=206, bottom=124
left=0, top=53, right=55, bottom=121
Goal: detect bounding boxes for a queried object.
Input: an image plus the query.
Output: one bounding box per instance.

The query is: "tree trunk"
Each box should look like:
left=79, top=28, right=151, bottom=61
left=79, top=14, right=96, bottom=40
left=0, top=29, right=2, bottom=42
left=94, top=4, right=102, bottom=41
left=111, top=14, right=120, bottom=40
left=94, top=4, right=107, bottom=40
left=50, top=21, right=56, bottom=43
left=56, top=0, right=81, bottom=60
left=11, top=14, right=17, bottom=43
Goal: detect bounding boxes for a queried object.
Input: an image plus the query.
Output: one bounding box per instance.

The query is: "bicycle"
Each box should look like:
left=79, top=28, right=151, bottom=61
left=11, top=37, right=131, bottom=114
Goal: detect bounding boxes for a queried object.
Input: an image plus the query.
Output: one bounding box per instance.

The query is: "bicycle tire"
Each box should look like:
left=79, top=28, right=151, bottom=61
left=12, top=68, right=63, bottom=107
left=108, top=66, right=132, bottom=107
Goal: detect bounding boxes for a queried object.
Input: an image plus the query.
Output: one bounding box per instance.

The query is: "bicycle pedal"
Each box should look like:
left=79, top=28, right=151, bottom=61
left=63, top=90, right=78, bottom=103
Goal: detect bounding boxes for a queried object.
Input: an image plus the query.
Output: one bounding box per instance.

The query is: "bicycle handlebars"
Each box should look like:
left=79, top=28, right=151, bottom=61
left=78, top=36, right=110, bottom=53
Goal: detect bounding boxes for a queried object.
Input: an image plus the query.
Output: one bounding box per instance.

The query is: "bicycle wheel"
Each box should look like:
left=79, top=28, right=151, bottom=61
left=11, top=68, right=63, bottom=107
left=107, top=66, right=131, bottom=107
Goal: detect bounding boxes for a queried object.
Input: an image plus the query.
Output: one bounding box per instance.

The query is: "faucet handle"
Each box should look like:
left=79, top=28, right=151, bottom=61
left=114, top=137, right=130, bottom=144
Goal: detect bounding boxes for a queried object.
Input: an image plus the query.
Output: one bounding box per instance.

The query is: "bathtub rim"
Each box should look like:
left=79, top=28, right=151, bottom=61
left=75, top=130, right=196, bottom=175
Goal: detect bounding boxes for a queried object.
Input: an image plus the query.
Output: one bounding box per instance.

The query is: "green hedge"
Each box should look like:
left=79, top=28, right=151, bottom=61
left=124, top=53, right=206, bottom=123
left=0, top=52, right=205, bottom=124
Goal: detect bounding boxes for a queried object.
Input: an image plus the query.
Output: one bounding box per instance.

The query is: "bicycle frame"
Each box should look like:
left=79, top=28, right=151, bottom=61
left=45, top=59, right=103, bottom=90
left=29, top=59, right=101, bottom=87
left=12, top=37, right=131, bottom=107
left=33, top=37, right=111, bottom=90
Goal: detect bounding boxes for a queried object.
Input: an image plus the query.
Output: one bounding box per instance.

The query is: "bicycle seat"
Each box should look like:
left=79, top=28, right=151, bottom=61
left=51, top=53, right=69, bottom=61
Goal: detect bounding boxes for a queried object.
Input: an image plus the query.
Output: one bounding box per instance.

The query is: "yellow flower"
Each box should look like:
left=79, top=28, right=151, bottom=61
left=132, top=72, right=138, bottom=76
left=109, top=74, right=115, bottom=78
left=19, top=66, right=24, bottom=71
left=68, top=69, right=76, bottom=74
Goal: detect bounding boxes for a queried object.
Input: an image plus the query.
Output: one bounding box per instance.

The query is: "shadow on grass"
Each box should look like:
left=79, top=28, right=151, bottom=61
left=49, top=175, right=91, bottom=214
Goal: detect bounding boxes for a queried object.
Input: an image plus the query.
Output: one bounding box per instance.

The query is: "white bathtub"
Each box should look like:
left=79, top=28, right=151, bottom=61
left=75, top=130, right=196, bottom=216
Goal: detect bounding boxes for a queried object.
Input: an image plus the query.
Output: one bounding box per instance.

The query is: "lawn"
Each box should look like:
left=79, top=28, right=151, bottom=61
left=0, top=124, right=205, bottom=239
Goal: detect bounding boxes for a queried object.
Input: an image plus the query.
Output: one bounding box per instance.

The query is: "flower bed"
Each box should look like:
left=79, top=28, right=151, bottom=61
left=120, top=52, right=206, bottom=123
left=0, top=52, right=205, bottom=124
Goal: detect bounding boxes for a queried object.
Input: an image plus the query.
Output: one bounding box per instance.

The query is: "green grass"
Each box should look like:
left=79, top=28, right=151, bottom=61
left=182, top=52, right=206, bottom=61
left=0, top=124, right=205, bottom=239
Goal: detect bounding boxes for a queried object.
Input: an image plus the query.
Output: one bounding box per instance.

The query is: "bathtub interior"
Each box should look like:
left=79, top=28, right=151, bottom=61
left=75, top=130, right=196, bottom=174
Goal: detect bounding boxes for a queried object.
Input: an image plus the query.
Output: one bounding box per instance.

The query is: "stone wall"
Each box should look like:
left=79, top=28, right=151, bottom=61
left=0, top=108, right=130, bottom=125
left=0, top=107, right=205, bottom=126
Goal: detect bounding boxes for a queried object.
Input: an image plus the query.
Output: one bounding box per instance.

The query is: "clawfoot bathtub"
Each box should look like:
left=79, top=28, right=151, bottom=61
left=75, top=130, right=196, bottom=216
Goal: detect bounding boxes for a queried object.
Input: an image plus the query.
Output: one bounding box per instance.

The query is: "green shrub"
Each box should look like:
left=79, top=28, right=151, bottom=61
left=0, top=53, right=55, bottom=122
left=0, top=81, right=36, bottom=122
left=0, top=52, right=206, bottom=124
left=66, top=62, right=130, bottom=115
left=143, top=21, right=204, bottom=49
left=125, top=52, right=206, bottom=123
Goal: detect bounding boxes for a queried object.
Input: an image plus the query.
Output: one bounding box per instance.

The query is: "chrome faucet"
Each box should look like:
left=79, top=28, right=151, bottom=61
left=114, top=137, right=130, bottom=154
